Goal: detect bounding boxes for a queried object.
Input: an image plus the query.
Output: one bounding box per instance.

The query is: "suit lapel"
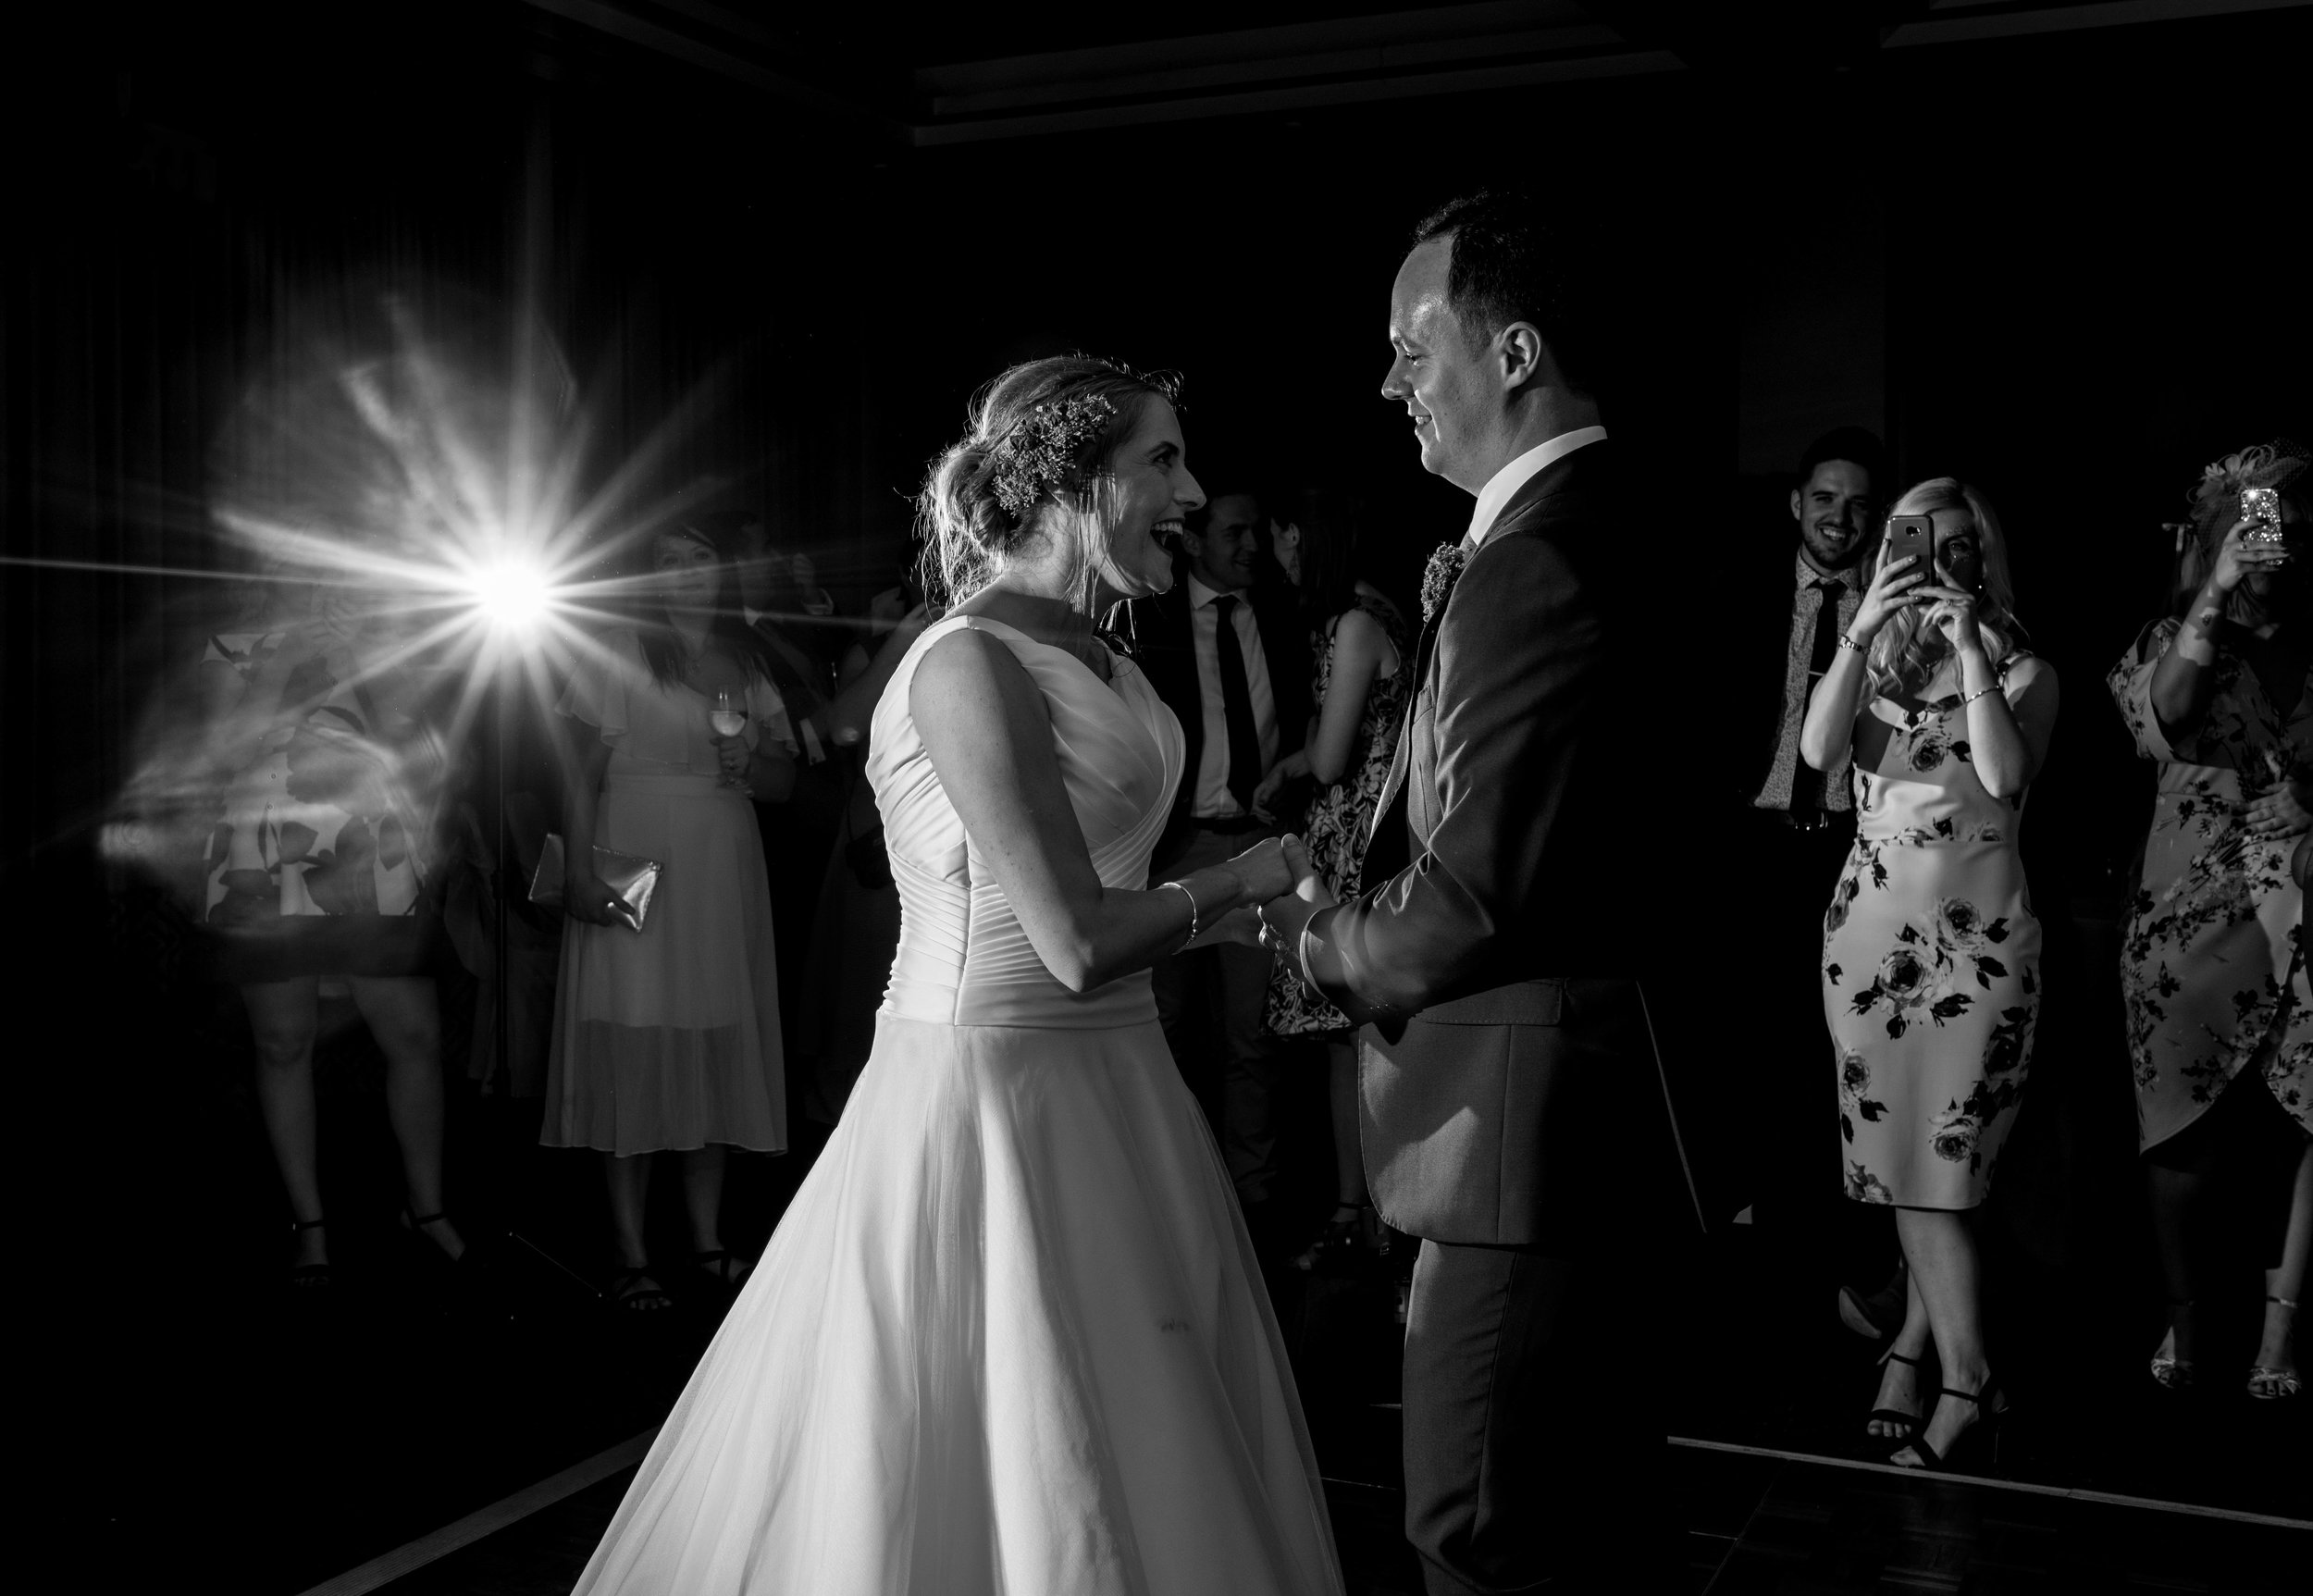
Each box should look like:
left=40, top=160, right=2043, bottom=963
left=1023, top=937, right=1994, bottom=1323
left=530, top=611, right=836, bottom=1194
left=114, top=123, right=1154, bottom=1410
left=1367, top=442, right=1610, bottom=858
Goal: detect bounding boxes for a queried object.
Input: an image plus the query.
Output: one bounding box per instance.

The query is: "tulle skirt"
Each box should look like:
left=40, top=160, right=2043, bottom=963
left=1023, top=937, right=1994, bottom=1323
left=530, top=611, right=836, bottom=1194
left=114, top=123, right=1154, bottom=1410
left=544, top=775, right=785, bottom=1154
left=570, top=1011, right=1342, bottom=1596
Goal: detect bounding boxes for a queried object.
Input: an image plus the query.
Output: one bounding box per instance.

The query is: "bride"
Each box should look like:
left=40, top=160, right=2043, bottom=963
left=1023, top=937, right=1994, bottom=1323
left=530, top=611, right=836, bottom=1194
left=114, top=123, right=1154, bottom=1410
left=570, top=356, right=1345, bottom=1596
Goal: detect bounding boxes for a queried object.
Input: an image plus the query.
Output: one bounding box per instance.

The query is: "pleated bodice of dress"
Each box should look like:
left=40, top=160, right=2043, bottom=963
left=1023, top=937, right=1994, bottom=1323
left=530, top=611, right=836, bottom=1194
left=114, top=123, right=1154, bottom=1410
left=868, top=614, right=1185, bottom=1030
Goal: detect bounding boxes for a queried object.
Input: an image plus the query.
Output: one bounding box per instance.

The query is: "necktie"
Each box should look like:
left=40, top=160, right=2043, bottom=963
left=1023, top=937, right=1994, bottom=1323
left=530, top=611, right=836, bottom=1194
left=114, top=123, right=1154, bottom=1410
left=1212, top=595, right=1262, bottom=810
left=1789, top=578, right=1845, bottom=815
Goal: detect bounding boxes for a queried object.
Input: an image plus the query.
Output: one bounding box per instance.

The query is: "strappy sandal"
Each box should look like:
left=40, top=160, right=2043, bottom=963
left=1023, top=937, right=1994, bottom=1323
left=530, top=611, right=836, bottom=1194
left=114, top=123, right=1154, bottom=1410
left=2149, top=1298, right=2195, bottom=1391
left=1894, top=1377, right=2007, bottom=1472
left=289, top=1217, right=333, bottom=1291
left=610, top=1267, right=674, bottom=1313
left=691, top=1249, right=754, bottom=1293
left=1866, top=1347, right=1928, bottom=1442
left=2247, top=1295, right=2301, bottom=1401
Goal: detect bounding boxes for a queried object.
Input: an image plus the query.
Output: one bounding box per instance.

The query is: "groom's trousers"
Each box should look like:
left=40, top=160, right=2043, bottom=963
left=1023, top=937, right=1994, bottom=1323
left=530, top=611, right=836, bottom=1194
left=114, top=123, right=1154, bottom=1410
left=1402, top=1237, right=1675, bottom=1595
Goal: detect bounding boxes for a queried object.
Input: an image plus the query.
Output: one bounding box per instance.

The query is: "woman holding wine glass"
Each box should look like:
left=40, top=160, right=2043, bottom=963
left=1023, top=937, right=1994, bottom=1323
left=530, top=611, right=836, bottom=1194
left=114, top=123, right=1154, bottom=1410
left=545, top=519, right=798, bottom=1312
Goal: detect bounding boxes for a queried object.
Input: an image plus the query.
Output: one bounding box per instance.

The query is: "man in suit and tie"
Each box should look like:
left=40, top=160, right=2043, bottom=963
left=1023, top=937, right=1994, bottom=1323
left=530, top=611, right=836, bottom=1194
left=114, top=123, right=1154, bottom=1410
left=1119, top=492, right=1312, bottom=1250
left=1260, top=191, right=1699, bottom=1593
left=1723, top=429, right=1911, bottom=1338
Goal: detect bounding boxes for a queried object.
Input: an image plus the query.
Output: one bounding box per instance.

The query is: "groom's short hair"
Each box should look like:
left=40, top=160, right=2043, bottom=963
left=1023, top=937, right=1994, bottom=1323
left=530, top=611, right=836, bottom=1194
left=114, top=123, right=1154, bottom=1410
left=1411, top=189, right=1597, bottom=393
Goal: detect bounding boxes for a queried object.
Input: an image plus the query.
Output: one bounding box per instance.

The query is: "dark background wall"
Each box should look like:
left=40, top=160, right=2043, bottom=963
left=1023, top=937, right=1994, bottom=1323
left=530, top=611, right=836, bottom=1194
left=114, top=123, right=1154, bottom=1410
left=11, top=5, right=2309, bottom=908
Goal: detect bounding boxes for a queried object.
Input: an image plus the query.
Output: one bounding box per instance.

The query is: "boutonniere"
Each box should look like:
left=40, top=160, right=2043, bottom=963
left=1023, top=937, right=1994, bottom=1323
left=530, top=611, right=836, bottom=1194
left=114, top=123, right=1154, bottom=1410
left=1420, top=541, right=1469, bottom=625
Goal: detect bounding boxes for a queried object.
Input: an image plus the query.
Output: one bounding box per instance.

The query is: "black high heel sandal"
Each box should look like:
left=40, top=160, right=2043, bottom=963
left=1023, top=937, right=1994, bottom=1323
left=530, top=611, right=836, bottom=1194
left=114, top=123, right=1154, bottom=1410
left=690, top=1249, right=753, bottom=1293
left=2149, top=1297, right=2195, bottom=1392
left=1894, top=1378, right=2007, bottom=1472
left=1865, top=1347, right=1928, bottom=1442
left=610, top=1267, right=674, bottom=1314
left=2247, top=1295, right=2302, bottom=1401
left=289, top=1217, right=332, bottom=1291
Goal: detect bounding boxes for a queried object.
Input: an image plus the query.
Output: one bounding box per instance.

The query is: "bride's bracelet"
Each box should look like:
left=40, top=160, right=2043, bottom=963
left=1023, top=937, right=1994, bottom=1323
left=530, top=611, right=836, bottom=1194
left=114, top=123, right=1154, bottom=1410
left=1156, top=881, right=1200, bottom=950
left=1157, top=868, right=1244, bottom=953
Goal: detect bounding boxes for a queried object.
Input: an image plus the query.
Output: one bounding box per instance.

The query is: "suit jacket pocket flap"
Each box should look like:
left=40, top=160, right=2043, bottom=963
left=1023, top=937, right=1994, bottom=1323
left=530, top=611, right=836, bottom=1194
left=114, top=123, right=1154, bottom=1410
left=1418, top=978, right=1563, bottom=1027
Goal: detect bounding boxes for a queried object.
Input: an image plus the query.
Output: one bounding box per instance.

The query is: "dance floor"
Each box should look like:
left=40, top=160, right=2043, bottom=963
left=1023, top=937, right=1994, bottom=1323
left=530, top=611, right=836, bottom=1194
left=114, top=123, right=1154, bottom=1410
left=286, top=1426, right=2309, bottom=1596
left=75, top=1229, right=2307, bottom=1596
left=68, top=1106, right=2309, bottom=1594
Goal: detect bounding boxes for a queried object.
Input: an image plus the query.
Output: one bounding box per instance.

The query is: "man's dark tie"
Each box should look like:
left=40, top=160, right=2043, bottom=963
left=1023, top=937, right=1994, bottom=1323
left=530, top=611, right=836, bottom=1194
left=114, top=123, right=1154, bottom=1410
left=1789, top=578, right=1845, bottom=815
left=1212, top=595, right=1263, bottom=810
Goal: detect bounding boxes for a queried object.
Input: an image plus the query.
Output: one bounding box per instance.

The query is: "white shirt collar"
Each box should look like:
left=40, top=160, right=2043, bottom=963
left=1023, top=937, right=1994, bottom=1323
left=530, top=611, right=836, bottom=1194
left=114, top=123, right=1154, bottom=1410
left=1185, top=571, right=1248, bottom=609
left=1464, top=426, right=1609, bottom=551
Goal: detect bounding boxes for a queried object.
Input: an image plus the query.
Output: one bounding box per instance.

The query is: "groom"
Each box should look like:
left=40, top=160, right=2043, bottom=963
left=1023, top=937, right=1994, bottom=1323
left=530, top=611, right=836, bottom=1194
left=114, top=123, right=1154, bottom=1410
left=1261, top=191, right=1701, bottom=1594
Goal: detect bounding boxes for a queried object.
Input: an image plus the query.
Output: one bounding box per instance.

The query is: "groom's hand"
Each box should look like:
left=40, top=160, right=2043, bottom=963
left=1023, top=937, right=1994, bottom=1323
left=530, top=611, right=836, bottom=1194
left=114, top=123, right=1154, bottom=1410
left=1257, top=837, right=1336, bottom=965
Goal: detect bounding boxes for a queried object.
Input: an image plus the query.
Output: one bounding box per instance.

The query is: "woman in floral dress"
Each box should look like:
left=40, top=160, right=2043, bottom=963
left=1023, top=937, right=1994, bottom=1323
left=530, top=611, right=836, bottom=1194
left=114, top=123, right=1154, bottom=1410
left=1255, top=494, right=1407, bottom=1265
left=1803, top=478, right=2059, bottom=1469
left=2108, top=439, right=2310, bottom=1403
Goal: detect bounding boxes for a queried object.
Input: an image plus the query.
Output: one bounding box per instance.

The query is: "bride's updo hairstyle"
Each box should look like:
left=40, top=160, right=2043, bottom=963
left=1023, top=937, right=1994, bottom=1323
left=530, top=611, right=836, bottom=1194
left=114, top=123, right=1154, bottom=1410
left=919, top=355, right=1181, bottom=605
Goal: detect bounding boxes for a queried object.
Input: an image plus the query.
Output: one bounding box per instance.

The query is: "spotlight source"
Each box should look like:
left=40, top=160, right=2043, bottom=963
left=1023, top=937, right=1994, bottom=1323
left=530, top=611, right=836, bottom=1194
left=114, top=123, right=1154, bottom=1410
left=465, top=555, right=554, bottom=633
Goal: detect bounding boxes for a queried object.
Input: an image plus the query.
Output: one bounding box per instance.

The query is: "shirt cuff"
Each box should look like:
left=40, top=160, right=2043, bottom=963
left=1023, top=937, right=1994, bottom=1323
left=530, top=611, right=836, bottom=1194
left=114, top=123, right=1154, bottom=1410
left=1297, top=905, right=1354, bottom=1012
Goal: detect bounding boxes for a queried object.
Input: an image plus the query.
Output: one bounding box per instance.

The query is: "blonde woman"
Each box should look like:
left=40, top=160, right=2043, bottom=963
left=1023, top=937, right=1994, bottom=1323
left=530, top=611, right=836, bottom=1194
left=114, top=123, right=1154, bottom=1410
left=1801, top=479, right=2059, bottom=1470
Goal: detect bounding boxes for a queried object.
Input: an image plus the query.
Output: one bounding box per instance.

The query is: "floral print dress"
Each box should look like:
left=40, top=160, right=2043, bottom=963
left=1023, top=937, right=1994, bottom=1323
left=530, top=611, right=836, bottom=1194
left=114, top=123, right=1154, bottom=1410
left=1823, top=657, right=2045, bottom=1209
left=1267, top=593, right=1412, bottom=1036
left=2107, top=617, right=2312, bottom=1151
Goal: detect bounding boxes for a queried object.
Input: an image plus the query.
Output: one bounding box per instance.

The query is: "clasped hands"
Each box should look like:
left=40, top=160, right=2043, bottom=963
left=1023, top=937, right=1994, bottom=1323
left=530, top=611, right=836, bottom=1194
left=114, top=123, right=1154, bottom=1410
left=1215, top=835, right=1335, bottom=959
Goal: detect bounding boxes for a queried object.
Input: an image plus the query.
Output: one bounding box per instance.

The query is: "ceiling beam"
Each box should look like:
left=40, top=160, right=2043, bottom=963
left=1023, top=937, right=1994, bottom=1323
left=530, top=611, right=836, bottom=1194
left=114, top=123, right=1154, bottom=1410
left=516, top=0, right=2310, bottom=149
left=1883, top=0, right=2307, bottom=49
left=516, top=0, right=908, bottom=144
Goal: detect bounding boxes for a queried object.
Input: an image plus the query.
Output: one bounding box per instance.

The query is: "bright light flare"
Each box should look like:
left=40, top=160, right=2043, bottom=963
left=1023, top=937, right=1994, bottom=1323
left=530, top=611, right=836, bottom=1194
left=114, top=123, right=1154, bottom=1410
left=462, top=552, right=559, bottom=634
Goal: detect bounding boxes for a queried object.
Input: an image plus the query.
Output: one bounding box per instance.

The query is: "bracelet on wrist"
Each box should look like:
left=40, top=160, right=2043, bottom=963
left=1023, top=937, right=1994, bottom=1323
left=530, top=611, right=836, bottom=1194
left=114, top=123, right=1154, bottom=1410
left=1156, top=880, right=1199, bottom=951
left=1835, top=632, right=1867, bottom=653
left=1962, top=685, right=2000, bottom=707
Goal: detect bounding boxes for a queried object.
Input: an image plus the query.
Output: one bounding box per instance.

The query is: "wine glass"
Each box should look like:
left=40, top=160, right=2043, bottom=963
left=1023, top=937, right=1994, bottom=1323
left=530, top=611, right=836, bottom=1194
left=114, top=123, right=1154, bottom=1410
left=709, top=687, right=752, bottom=796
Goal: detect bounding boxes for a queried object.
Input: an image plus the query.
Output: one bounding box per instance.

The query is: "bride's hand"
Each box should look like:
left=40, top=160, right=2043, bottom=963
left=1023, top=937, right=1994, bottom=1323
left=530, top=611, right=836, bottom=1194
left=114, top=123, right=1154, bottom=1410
left=1226, top=834, right=1303, bottom=905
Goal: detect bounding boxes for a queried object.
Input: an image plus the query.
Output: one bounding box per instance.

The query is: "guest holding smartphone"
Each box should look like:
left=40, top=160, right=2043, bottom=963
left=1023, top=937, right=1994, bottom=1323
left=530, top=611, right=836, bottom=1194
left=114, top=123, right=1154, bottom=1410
left=2108, top=439, right=2310, bottom=1404
left=546, top=519, right=798, bottom=1311
left=1802, top=479, right=2059, bottom=1468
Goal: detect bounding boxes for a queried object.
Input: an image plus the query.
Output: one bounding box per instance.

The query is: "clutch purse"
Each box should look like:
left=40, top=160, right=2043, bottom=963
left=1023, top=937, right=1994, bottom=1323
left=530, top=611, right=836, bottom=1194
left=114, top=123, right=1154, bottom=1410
left=528, top=834, right=662, bottom=932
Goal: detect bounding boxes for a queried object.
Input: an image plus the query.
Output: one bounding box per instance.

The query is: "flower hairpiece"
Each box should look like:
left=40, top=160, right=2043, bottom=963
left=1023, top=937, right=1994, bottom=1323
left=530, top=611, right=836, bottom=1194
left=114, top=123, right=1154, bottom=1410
left=2195, top=439, right=2311, bottom=506
left=991, top=395, right=1117, bottom=521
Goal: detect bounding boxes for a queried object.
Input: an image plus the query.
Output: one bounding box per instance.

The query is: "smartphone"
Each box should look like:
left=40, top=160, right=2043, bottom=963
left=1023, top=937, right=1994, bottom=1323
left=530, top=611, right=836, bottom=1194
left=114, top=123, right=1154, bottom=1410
left=2242, top=486, right=2285, bottom=546
left=1883, top=514, right=1935, bottom=584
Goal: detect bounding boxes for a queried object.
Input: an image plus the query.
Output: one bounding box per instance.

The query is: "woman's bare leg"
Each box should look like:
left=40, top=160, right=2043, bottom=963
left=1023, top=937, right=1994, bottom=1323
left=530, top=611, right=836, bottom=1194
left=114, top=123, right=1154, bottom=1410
left=1890, top=1206, right=1996, bottom=1467
left=2146, top=1161, right=2203, bottom=1371
left=2254, top=1138, right=2312, bottom=1384
left=681, top=1145, right=736, bottom=1281
left=350, top=974, right=464, bottom=1260
left=603, top=1151, right=666, bottom=1305
left=1867, top=1253, right=1932, bottom=1440
left=243, top=978, right=327, bottom=1270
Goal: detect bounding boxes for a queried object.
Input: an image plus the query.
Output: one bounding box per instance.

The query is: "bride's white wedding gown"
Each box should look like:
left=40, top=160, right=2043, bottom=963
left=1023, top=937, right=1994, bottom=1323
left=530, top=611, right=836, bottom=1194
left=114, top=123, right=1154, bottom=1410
left=571, top=614, right=1343, bottom=1596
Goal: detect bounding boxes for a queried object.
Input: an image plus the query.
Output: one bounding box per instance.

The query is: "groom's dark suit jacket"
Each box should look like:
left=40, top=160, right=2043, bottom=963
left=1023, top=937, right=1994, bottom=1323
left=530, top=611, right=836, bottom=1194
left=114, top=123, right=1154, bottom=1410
left=1317, top=440, right=1701, bottom=1251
